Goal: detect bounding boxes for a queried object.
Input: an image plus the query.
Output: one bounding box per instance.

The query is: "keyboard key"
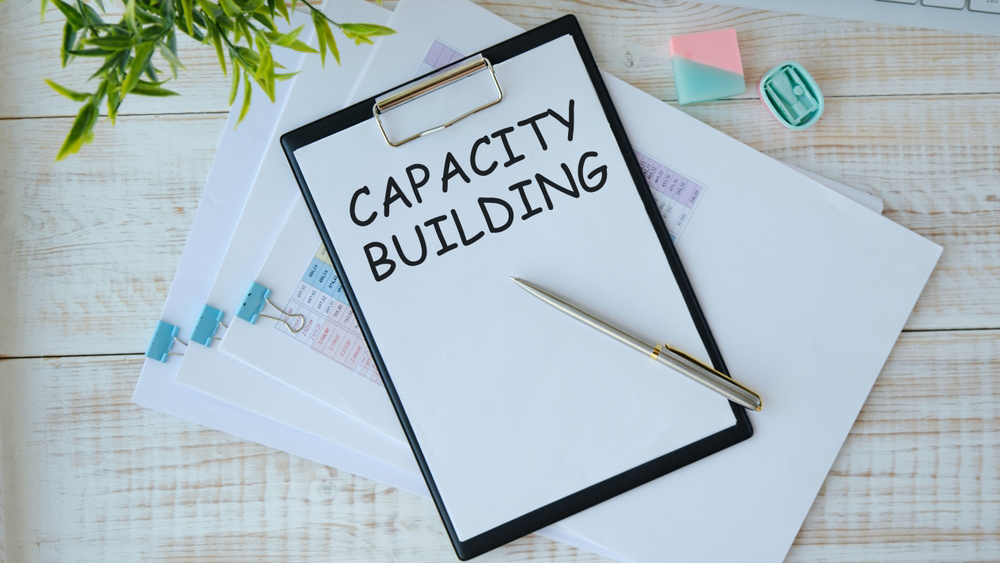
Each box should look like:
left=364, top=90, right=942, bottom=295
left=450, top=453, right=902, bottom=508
left=922, top=0, right=967, bottom=8
left=969, top=0, right=1000, bottom=13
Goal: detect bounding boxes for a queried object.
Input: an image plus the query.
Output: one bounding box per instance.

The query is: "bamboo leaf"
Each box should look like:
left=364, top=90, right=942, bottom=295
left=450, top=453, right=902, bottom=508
left=194, top=0, right=218, bottom=21
left=210, top=29, right=226, bottom=74
left=158, top=42, right=186, bottom=78
left=131, top=82, right=180, bottom=96
left=56, top=102, right=99, bottom=160
left=312, top=11, right=326, bottom=66
left=125, top=0, right=137, bottom=33
left=85, top=36, right=135, bottom=50
left=51, top=0, right=86, bottom=29
left=89, top=50, right=128, bottom=80
left=338, top=23, right=395, bottom=37
left=275, top=0, right=288, bottom=24
left=60, top=22, right=76, bottom=67
left=181, top=0, right=193, bottom=34
left=323, top=19, right=338, bottom=65
left=219, top=0, right=241, bottom=18
left=237, top=73, right=252, bottom=125
left=78, top=0, right=103, bottom=26
left=228, top=55, right=240, bottom=105
left=66, top=47, right=117, bottom=56
left=250, top=11, right=276, bottom=32
left=242, top=0, right=266, bottom=13
left=45, top=79, right=90, bottom=102
left=122, top=42, right=155, bottom=95
left=274, top=71, right=296, bottom=81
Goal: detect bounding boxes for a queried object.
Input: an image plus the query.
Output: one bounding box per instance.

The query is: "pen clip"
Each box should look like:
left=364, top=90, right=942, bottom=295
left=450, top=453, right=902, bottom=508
left=653, top=344, right=762, bottom=404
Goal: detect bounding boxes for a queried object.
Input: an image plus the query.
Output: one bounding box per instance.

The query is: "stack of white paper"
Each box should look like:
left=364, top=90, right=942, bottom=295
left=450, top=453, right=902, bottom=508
left=135, top=0, right=940, bottom=560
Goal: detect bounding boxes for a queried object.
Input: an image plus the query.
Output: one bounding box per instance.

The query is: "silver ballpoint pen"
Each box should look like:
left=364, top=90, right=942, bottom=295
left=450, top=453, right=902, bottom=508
left=511, top=277, right=762, bottom=412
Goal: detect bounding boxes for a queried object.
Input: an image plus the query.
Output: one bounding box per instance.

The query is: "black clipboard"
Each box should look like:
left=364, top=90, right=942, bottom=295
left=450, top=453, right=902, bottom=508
left=282, top=15, right=752, bottom=560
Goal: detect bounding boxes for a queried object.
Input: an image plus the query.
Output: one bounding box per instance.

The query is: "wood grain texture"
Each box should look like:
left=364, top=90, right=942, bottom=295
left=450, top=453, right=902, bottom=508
left=788, top=330, right=1000, bottom=562
left=2, top=0, right=999, bottom=119
left=2, top=0, right=999, bottom=560
left=0, top=356, right=608, bottom=563
left=0, top=114, right=220, bottom=358
left=1, top=331, right=996, bottom=561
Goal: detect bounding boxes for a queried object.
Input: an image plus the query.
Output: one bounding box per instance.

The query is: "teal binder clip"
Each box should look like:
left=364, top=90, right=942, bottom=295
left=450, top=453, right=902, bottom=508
left=758, top=62, right=823, bottom=130
left=190, top=305, right=226, bottom=347
left=146, top=320, right=184, bottom=362
left=236, top=281, right=305, bottom=332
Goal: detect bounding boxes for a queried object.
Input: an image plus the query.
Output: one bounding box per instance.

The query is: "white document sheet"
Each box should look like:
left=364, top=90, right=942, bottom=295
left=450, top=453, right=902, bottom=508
left=215, top=202, right=403, bottom=439
left=131, top=0, right=427, bottom=497
left=290, top=32, right=741, bottom=540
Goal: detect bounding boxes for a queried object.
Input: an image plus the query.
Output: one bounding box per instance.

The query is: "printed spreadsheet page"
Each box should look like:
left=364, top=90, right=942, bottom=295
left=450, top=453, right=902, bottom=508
left=289, top=34, right=737, bottom=541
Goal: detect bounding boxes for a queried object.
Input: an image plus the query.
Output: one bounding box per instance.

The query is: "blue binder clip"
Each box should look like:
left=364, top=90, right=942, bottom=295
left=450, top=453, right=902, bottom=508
left=145, top=320, right=181, bottom=362
left=237, top=282, right=272, bottom=324
left=190, top=305, right=226, bottom=347
left=235, top=281, right=305, bottom=332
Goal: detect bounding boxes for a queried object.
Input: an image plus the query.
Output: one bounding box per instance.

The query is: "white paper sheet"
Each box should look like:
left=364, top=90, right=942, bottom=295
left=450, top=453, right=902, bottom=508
left=215, top=201, right=403, bottom=440
left=292, top=32, right=741, bottom=540
left=132, top=0, right=426, bottom=497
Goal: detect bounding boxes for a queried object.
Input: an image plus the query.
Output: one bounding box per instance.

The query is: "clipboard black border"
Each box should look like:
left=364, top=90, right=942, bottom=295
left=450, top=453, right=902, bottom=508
left=281, top=14, right=752, bottom=561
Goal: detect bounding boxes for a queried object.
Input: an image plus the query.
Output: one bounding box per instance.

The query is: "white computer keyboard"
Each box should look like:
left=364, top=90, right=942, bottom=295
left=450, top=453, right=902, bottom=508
left=712, top=0, right=999, bottom=35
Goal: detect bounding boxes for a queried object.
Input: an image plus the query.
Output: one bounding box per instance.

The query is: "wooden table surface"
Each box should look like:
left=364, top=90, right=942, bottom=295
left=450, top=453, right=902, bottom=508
left=2, top=0, right=999, bottom=561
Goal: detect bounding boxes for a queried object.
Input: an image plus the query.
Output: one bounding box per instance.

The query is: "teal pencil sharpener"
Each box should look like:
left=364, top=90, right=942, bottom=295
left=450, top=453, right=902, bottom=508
left=758, top=62, right=823, bottom=130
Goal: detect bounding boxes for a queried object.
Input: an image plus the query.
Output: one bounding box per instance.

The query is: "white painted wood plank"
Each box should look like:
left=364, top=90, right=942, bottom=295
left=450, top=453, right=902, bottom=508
left=2, top=0, right=999, bottom=119
left=1, top=331, right=997, bottom=561
left=0, top=356, right=608, bottom=563
left=786, top=330, right=1000, bottom=562
left=0, top=113, right=221, bottom=357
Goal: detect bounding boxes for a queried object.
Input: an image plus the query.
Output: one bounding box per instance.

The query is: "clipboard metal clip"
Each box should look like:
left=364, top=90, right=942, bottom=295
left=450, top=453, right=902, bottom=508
left=373, top=54, right=503, bottom=147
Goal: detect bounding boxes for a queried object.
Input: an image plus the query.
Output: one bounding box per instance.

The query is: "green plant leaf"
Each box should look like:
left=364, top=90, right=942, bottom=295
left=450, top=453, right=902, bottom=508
left=131, top=82, right=180, bottom=96
left=77, top=0, right=104, bottom=26
left=158, top=42, right=185, bottom=78
left=242, top=0, right=266, bottom=13
left=210, top=29, right=226, bottom=74
left=94, top=0, right=105, bottom=12
left=274, top=71, right=297, bottom=81
left=237, top=72, right=252, bottom=125
left=60, top=22, right=76, bottom=67
left=311, top=11, right=325, bottom=65
left=66, top=47, right=117, bottom=56
left=56, top=102, right=99, bottom=160
left=51, top=0, right=86, bottom=29
left=250, top=11, right=276, bottom=32
left=89, top=50, right=128, bottom=80
left=323, top=18, right=339, bottom=64
left=228, top=55, right=240, bottom=105
left=122, top=42, right=155, bottom=95
left=181, top=0, right=194, bottom=34
left=338, top=23, right=395, bottom=37
left=85, top=35, right=136, bottom=50
left=219, top=0, right=241, bottom=18
left=125, top=0, right=138, bottom=33
left=274, top=0, right=288, bottom=24
left=45, top=79, right=90, bottom=102
left=195, top=0, right=218, bottom=22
